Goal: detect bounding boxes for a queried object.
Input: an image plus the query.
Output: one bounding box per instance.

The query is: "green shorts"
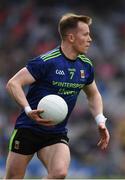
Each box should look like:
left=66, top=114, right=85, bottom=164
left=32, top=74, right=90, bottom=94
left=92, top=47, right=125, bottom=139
left=9, top=128, right=69, bottom=155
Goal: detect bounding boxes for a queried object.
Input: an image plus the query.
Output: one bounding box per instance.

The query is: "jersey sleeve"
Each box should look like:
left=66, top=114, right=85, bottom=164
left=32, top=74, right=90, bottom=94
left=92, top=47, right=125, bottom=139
left=85, top=64, right=94, bottom=85
left=26, top=56, right=46, bottom=80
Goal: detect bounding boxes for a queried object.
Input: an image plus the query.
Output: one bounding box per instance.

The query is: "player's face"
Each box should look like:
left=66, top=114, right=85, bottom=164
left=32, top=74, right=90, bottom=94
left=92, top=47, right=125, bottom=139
left=72, top=21, right=92, bottom=54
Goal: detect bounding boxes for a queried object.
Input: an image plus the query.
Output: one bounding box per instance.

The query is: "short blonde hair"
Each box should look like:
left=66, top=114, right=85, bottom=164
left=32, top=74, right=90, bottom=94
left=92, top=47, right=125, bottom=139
left=58, top=13, right=92, bottom=40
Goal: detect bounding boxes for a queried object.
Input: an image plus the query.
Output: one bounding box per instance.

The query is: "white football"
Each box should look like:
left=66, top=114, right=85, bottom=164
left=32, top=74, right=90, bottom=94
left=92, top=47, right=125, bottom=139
left=37, top=94, right=68, bottom=124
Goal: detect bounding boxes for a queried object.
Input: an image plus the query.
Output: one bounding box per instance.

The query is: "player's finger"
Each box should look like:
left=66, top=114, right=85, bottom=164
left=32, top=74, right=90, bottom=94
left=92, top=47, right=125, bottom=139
left=38, top=120, right=55, bottom=126
left=97, top=139, right=108, bottom=150
left=36, top=118, right=55, bottom=125
left=97, top=139, right=103, bottom=147
left=36, top=118, right=51, bottom=123
left=37, top=109, right=44, bottom=113
left=101, top=142, right=108, bottom=150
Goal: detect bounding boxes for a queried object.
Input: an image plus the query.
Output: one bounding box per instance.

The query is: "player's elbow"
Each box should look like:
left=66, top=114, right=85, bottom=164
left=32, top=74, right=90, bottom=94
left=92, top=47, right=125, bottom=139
left=6, top=78, right=16, bottom=93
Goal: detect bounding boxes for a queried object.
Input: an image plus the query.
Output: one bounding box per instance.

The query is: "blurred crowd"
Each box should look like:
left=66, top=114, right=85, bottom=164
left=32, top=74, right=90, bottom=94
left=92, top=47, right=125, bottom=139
left=0, top=0, right=125, bottom=178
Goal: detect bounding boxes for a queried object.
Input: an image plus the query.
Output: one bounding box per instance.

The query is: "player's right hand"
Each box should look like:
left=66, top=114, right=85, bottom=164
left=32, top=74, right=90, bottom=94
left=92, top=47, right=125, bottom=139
left=27, top=109, right=55, bottom=126
left=97, top=123, right=110, bottom=150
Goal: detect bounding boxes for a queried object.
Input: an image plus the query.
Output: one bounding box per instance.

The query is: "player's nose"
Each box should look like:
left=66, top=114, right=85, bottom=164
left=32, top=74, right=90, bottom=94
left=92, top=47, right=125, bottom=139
left=88, top=35, right=92, bottom=42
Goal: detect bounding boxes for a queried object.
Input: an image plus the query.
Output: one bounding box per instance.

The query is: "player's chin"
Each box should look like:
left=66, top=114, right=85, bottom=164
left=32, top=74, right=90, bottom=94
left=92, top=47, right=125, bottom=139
left=82, top=49, right=88, bottom=54
left=81, top=47, right=89, bottom=54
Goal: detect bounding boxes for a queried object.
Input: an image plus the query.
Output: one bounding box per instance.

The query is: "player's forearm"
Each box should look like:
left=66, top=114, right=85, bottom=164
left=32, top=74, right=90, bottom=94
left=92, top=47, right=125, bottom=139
left=87, top=91, right=103, bottom=118
left=6, top=79, right=29, bottom=109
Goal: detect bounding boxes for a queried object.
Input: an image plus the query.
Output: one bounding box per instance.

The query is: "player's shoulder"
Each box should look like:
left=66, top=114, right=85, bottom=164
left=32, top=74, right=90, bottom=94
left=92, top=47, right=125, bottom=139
left=27, top=47, right=62, bottom=67
left=39, top=47, right=62, bottom=62
left=78, top=54, right=93, bottom=66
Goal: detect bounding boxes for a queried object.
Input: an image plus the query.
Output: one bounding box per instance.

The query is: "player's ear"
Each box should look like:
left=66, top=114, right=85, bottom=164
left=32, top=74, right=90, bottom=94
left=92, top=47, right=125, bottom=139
left=68, top=33, right=75, bottom=43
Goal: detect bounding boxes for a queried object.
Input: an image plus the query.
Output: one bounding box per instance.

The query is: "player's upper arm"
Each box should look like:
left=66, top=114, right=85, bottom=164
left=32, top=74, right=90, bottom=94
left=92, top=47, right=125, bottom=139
left=8, top=67, right=36, bottom=86
left=82, top=81, right=100, bottom=97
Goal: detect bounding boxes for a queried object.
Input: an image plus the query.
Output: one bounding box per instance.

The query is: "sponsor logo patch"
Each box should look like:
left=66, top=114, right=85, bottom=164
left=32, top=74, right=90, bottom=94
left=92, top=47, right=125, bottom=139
left=56, top=69, right=65, bottom=75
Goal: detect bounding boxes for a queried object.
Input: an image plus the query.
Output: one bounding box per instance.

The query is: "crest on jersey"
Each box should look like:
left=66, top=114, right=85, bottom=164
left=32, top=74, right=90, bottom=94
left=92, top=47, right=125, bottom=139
left=14, top=140, right=20, bottom=150
left=80, top=70, right=85, bottom=78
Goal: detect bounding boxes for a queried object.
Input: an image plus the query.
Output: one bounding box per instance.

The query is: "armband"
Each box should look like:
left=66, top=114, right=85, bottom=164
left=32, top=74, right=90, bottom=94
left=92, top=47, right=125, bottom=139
left=95, top=113, right=107, bottom=126
left=24, top=106, right=32, bottom=115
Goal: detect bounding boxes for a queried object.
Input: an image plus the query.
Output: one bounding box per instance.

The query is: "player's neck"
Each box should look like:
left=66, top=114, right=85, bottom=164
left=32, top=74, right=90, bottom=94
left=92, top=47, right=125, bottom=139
left=61, top=42, right=78, bottom=60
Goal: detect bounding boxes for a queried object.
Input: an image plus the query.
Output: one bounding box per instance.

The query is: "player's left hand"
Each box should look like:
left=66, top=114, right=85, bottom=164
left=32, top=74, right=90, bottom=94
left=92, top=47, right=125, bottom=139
left=97, top=123, right=110, bottom=150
